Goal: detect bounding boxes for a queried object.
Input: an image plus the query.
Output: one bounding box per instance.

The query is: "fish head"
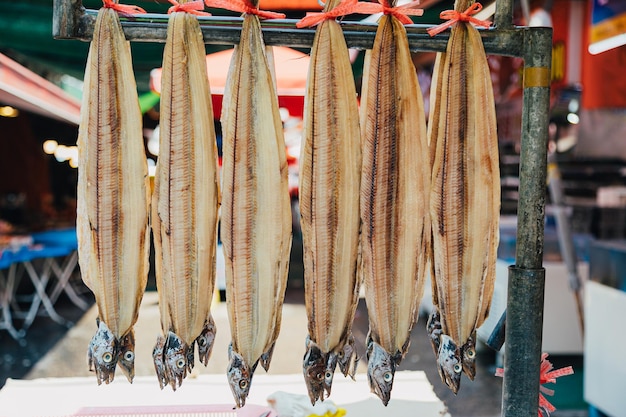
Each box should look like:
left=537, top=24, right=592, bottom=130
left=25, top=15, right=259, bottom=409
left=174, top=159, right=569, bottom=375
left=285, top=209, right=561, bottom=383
left=366, top=340, right=395, bottom=406
left=227, top=347, right=252, bottom=408
left=88, top=320, right=118, bottom=385
left=302, top=338, right=326, bottom=404
left=117, top=330, right=136, bottom=383
left=323, top=352, right=339, bottom=398
left=337, top=335, right=358, bottom=378
left=152, top=335, right=168, bottom=389
left=426, top=308, right=442, bottom=356
left=437, top=334, right=462, bottom=394
left=163, top=331, right=188, bottom=390
left=196, top=316, right=217, bottom=366
left=462, top=334, right=477, bottom=380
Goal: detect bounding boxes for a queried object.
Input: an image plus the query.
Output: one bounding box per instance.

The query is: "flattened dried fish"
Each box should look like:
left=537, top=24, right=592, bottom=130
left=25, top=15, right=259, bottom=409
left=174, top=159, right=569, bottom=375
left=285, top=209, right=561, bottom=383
left=77, top=6, right=150, bottom=385
left=220, top=5, right=292, bottom=407
left=428, top=1, right=499, bottom=393
left=298, top=0, right=362, bottom=404
left=151, top=9, right=220, bottom=391
left=360, top=5, right=431, bottom=406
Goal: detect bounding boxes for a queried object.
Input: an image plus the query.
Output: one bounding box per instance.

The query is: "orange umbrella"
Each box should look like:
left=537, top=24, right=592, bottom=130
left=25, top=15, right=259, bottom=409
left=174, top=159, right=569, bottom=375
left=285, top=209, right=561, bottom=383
left=150, top=46, right=309, bottom=118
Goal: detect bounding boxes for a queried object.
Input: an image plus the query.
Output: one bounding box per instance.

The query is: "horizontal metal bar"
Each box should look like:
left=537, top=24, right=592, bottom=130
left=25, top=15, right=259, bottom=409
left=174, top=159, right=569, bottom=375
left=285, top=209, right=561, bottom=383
left=58, top=7, right=526, bottom=57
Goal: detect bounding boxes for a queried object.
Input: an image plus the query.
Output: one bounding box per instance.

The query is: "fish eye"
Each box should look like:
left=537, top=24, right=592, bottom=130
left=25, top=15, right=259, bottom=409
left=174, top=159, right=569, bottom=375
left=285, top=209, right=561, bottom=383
left=325, top=371, right=333, bottom=380
left=316, top=372, right=324, bottom=381
left=239, top=380, right=248, bottom=389
left=124, top=351, right=134, bottom=361
left=198, top=336, right=207, bottom=347
left=466, top=348, right=476, bottom=359
left=176, top=358, right=186, bottom=369
left=102, top=352, right=113, bottom=363
left=383, top=372, right=393, bottom=382
left=453, top=363, right=462, bottom=373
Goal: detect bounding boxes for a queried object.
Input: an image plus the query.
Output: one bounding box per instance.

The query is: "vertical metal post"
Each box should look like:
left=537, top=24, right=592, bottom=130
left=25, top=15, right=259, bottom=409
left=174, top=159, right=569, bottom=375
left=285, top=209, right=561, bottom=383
left=494, top=0, right=515, bottom=29
left=502, top=27, right=552, bottom=417
left=53, top=0, right=83, bottom=39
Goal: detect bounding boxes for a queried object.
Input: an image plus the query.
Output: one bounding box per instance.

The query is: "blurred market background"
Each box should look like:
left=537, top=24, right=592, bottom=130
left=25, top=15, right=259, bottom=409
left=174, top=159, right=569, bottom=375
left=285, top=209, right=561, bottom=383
left=2, top=0, right=626, bottom=416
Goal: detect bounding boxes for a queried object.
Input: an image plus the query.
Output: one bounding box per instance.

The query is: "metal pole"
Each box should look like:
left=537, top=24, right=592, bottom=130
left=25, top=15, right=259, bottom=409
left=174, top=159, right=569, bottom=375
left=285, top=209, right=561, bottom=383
left=494, top=0, right=515, bottom=29
left=52, top=0, right=83, bottom=39
left=501, top=27, right=552, bottom=417
left=547, top=156, right=585, bottom=335
left=56, top=6, right=524, bottom=57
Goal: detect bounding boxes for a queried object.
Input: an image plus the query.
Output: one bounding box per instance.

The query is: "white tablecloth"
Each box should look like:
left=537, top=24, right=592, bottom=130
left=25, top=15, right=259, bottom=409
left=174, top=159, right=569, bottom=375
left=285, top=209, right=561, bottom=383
left=0, top=372, right=448, bottom=417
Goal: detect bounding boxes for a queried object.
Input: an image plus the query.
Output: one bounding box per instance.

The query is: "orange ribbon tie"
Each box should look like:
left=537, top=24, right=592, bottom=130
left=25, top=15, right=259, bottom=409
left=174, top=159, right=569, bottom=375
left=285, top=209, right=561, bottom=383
left=102, top=0, right=146, bottom=15
left=297, top=0, right=368, bottom=28
left=427, top=2, right=491, bottom=36
left=354, top=0, right=423, bottom=25
left=204, top=0, right=286, bottom=19
left=168, top=0, right=211, bottom=16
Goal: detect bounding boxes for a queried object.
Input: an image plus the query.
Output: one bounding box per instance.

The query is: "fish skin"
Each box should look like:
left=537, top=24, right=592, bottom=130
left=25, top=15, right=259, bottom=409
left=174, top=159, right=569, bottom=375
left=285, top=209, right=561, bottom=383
left=220, top=12, right=292, bottom=408
left=151, top=11, right=220, bottom=390
left=360, top=13, right=431, bottom=405
left=428, top=13, right=500, bottom=392
left=299, top=2, right=362, bottom=404
left=77, top=7, right=149, bottom=385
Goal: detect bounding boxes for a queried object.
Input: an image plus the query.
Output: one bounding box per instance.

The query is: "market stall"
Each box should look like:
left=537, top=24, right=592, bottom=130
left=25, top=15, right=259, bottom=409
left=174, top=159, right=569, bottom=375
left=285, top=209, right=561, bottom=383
left=0, top=228, right=87, bottom=345
left=23, top=0, right=554, bottom=415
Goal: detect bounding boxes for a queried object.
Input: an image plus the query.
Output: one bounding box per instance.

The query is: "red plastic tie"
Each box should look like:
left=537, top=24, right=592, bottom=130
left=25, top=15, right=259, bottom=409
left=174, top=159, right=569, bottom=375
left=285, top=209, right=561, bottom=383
left=296, top=0, right=366, bottom=28
left=427, top=2, right=491, bottom=36
left=102, top=0, right=146, bottom=16
left=353, top=0, right=423, bottom=26
left=168, top=0, right=211, bottom=16
left=203, top=0, right=286, bottom=19
left=496, top=353, right=574, bottom=417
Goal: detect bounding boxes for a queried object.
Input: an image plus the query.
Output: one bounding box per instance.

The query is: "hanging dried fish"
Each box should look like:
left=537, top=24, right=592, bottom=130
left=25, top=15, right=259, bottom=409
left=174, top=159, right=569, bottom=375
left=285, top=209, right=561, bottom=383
left=427, top=1, right=499, bottom=394
left=151, top=3, right=220, bottom=391
left=76, top=3, right=150, bottom=385
left=296, top=0, right=362, bottom=404
left=359, top=1, right=430, bottom=406
left=214, top=0, right=291, bottom=407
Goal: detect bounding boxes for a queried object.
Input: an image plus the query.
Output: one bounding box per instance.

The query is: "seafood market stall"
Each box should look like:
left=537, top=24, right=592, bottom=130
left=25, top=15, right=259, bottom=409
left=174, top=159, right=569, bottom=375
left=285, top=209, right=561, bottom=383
left=34, top=0, right=552, bottom=417
left=0, top=228, right=86, bottom=344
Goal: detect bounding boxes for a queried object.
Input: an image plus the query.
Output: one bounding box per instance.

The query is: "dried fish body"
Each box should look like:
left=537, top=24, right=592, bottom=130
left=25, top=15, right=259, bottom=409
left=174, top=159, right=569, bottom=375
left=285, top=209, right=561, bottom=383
left=77, top=7, right=150, bottom=385
left=360, top=13, right=431, bottom=406
left=429, top=10, right=500, bottom=393
left=220, top=12, right=292, bottom=408
left=151, top=11, right=220, bottom=391
left=299, top=8, right=362, bottom=404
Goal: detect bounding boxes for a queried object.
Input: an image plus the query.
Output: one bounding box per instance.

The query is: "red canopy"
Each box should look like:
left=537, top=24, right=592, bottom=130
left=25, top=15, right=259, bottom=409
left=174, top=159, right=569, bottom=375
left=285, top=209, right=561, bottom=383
left=0, top=53, right=81, bottom=125
left=150, top=46, right=309, bottom=118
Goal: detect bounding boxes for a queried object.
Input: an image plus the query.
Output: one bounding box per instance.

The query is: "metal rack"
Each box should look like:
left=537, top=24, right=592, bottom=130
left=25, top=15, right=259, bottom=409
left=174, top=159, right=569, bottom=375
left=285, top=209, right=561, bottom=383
left=52, top=1, right=552, bottom=415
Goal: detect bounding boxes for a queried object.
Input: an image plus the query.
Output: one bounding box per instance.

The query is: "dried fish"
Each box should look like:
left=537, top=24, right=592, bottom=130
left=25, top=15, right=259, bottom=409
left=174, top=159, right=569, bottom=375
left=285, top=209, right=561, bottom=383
left=151, top=8, right=220, bottom=391
left=360, top=4, right=431, bottom=406
left=77, top=5, right=150, bottom=385
left=297, top=0, right=362, bottom=404
left=219, top=3, right=292, bottom=407
left=428, top=1, right=499, bottom=393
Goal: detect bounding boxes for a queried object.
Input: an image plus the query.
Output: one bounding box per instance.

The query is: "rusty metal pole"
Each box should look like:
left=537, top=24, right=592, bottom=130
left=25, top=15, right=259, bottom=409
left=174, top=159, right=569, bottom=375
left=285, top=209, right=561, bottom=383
left=501, top=27, right=552, bottom=417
